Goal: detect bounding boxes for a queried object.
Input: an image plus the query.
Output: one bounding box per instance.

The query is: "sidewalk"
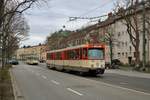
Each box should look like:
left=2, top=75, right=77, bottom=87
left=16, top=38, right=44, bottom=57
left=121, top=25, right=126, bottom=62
left=10, top=68, right=24, bottom=100
left=105, top=69, right=150, bottom=79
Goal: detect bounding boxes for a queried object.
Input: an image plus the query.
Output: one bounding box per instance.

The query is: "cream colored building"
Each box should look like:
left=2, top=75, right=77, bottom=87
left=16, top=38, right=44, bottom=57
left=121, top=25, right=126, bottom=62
left=73, top=2, right=150, bottom=64
left=16, top=44, right=47, bottom=61
left=103, top=3, right=150, bottom=64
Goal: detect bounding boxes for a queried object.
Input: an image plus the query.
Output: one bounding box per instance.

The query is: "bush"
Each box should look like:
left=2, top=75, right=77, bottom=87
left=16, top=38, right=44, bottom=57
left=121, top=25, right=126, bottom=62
left=0, top=69, right=10, bottom=81
left=0, top=68, right=14, bottom=100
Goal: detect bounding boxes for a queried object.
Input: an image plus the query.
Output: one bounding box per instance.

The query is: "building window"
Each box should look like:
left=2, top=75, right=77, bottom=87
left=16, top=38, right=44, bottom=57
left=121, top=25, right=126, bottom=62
left=129, top=46, right=132, bottom=52
left=82, top=39, right=84, bottom=44
left=79, top=39, right=82, bottom=44
left=77, top=39, right=79, bottom=45
left=122, top=52, right=124, bottom=56
left=118, top=52, right=121, bottom=57
left=122, top=42, right=124, bottom=47
left=118, top=32, right=120, bottom=37
left=73, top=41, right=75, bottom=46
left=118, top=42, right=120, bottom=48
left=126, top=52, right=128, bottom=58
left=125, top=42, right=127, bottom=47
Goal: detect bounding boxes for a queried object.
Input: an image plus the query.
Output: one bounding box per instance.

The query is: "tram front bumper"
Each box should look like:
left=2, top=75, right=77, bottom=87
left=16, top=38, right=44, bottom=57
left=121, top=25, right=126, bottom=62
left=89, top=68, right=105, bottom=74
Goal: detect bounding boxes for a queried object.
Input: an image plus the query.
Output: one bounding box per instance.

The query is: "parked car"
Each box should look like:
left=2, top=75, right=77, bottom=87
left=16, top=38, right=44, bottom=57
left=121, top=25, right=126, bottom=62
left=105, top=59, right=122, bottom=69
left=111, top=59, right=122, bottom=69
left=39, top=59, right=45, bottom=63
left=112, top=59, right=122, bottom=65
left=9, top=59, right=19, bottom=65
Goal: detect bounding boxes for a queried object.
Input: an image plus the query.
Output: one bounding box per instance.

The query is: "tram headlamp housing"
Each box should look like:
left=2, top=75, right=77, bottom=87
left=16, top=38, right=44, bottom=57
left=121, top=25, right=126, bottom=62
left=91, top=64, right=94, bottom=68
left=96, top=63, right=99, bottom=66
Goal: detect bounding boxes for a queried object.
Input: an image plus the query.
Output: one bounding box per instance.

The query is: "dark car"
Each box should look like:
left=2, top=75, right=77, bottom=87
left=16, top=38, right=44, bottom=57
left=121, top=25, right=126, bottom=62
left=105, top=59, right=122, bottom=69
left=111, top=59, right=122, bottom=69
left=39, top=59, right=45, bottom=63
left=9, top=59, right=19, bottom=65
left=112, top=59, right=122, bottom=65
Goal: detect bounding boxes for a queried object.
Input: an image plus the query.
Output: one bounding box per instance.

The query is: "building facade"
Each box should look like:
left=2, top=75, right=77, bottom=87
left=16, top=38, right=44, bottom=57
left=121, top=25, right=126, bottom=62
left=16, top=44, right=47, bottom=61
left=44, top=1, right=150, bottom=65
left=53, top=1, right=150, bottom=64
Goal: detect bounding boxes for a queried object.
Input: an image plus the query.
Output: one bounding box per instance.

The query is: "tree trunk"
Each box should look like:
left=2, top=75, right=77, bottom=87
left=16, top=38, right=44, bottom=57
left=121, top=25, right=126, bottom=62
left=0, top=0, right=4, bottom=69
left=0, top=0, right=4, bottom=25
left=135, top=40, right=140, bottom=68
left=2, top=40, right=6, bottom=69
left=109, top=40, right=113, bottom=65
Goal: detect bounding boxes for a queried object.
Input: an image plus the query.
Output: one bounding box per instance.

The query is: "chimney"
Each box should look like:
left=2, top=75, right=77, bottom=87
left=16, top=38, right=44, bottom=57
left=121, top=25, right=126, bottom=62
left=108, top=12, right=113, bottom=17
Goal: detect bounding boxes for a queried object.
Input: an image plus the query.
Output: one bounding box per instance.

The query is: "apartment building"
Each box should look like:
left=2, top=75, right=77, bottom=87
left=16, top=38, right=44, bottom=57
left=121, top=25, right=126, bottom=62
left=55, top=1, right=150, bottom=64
left=16, top=44, right=47, bottom=61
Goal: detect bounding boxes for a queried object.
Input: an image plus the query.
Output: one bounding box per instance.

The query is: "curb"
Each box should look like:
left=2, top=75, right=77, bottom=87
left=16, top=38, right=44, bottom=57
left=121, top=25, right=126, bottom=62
left=10, top=68, right=25, bottom=100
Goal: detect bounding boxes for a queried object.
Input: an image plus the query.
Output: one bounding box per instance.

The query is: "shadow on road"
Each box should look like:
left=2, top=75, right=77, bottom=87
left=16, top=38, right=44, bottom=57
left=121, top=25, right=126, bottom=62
left=48, top=67, right=105, bottom=78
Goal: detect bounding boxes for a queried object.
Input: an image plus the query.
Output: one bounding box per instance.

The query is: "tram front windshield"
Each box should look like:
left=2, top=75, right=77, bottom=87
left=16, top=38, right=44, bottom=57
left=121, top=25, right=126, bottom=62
left=88, top=48, right=104, bottom=59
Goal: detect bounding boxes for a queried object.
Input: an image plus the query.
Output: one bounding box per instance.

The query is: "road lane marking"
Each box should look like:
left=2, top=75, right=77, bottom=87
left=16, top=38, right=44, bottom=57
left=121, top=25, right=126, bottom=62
left=51, top=80, right=60, bottom=85
left=119, top=82, right=128, bottom=85
left=98, top=81, right=150, bottom=96
left=67, top=88, right=83, bottom=96
left=78, top=76, right=150, bottom=96
left=41, top=75, right=47, bottom=79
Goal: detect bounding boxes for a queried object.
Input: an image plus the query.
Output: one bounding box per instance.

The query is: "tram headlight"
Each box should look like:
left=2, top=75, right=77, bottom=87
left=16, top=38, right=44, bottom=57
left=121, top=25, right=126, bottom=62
left=91, top=64, right=94, bottom=68
left=96, top=63, right=99, bottom=66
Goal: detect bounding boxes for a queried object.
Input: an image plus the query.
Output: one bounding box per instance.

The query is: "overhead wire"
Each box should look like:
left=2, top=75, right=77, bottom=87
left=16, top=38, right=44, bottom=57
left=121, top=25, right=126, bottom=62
left=79, top=0, right=114, bottom=17
left=68, top=0, right=115, bottom=23
left=67, top=0, right=116, bottom=30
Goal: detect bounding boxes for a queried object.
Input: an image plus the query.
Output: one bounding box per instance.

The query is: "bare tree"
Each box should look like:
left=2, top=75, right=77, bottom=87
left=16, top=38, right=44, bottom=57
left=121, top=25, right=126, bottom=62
left=145, top=1, right=150, bottom=65
left=1, top=13, right=29, bottom=68
left=0, top=0, right=44, bottom=28
left=104, top=26, right=115, bottom=65
left=0, top=0, right=46, bottom=68
left=5, top=14, right=29, bottom=59
left=115, top=0, right=143, bottom=68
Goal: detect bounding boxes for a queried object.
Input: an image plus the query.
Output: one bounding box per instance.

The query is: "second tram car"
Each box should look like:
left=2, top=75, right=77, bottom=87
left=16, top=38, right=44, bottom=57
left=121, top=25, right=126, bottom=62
left=46, top=44, right=105, bottom=75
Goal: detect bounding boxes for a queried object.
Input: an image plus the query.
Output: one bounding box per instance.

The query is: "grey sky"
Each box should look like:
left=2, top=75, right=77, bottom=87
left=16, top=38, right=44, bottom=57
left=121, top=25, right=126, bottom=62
left=21, top=0, right=116, bottom=46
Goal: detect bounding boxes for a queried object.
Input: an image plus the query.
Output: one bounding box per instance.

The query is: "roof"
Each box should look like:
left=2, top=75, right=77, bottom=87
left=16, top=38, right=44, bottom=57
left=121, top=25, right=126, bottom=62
left=47, top=43, right=105, bottom=53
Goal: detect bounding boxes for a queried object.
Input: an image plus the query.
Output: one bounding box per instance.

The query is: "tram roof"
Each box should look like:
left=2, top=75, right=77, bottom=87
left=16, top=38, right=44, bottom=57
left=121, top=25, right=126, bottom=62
left=47, top=44, right=104, bottom=53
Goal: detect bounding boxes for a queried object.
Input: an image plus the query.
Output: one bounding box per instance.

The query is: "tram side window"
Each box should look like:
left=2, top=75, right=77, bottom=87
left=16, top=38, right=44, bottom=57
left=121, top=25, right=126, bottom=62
left=56, top=52, right=58, bottom=60
left=56, top=52, right=61, bottom=60
left=80, top=49, right=82, bottom=59
left=67, top=50, right=80, bottom=60
left=68, top=50, right=75, bottom=59
left=53, top=53, right=55, bottom=59
left=82, top=48, right=87, bottom=59
left=67, top=51, right=70, bottom=59
left=47, top=53, right=51, bottom=60
left=64, top=51, right=67, bottom=60
left=50, top=53, right=53, bottom=60
left=75, top=49, right=80, bottom=59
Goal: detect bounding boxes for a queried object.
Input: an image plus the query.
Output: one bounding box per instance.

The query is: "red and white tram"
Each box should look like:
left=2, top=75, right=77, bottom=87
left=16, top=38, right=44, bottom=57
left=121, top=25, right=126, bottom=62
left=46, top=44, right=105, bottom=75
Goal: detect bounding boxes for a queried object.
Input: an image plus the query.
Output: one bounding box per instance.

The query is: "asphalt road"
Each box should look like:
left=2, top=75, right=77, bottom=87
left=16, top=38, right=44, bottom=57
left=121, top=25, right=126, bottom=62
left=12, top=62, right=150, bottom=100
